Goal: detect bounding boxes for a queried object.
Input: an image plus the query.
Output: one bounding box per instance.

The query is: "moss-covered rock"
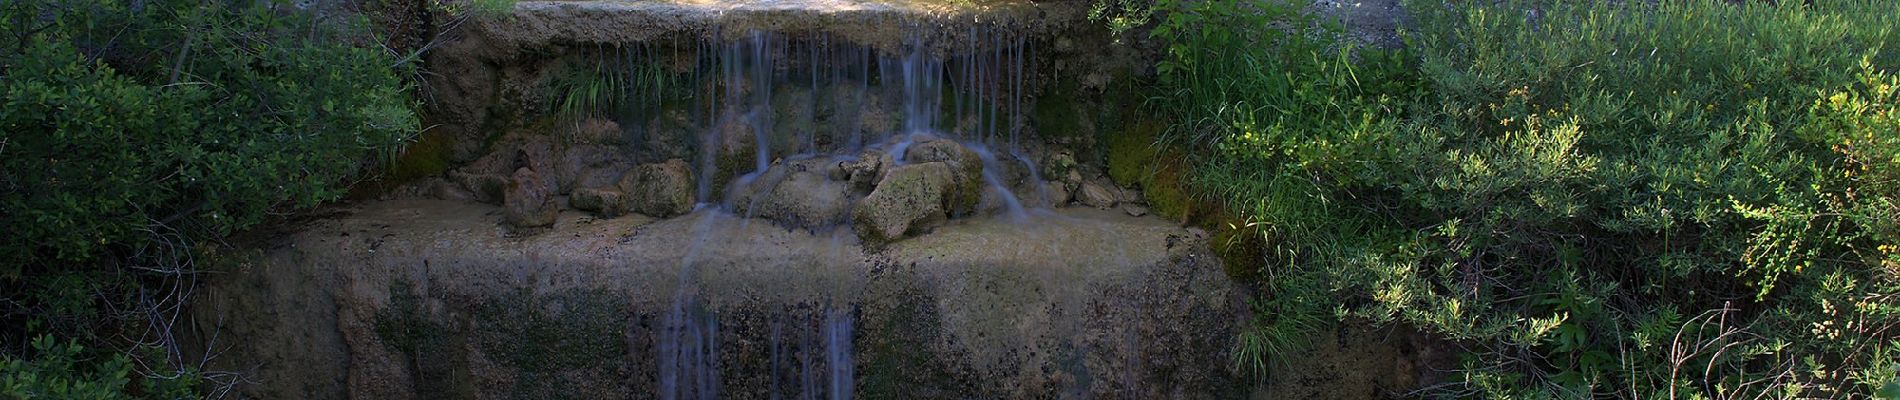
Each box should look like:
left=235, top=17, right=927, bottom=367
left=851, top=162, right=956, bottom=246
left=618, top=159, right=697, bottom=218
left=569, top=187, right=630, bottom=217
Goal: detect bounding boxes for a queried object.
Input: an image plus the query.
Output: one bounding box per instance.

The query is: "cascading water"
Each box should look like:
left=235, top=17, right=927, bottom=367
left=614, top=21, right=1041, bottom=398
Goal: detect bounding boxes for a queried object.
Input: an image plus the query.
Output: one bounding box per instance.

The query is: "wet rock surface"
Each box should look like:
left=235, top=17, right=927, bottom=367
left=185, top=201, right=1251, bottom=399
left=618, top=159, right=696, bottom=218
left=851, top=162, right=957, bottom=245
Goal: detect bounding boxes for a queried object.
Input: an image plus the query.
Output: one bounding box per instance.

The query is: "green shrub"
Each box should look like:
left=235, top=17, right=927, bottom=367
left=1, top=335, right=199, bottom=399
left=0, top=0, right=416, bottom=270
left=1142, top=0, right=1900, bottom=396
left=1, top=0, right=418, bottom=396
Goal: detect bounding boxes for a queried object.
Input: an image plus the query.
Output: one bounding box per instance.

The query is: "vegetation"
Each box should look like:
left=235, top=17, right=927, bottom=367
left=1121, top=0, right=1900, bottom=396
left=0, top=0, right=515, bottom=395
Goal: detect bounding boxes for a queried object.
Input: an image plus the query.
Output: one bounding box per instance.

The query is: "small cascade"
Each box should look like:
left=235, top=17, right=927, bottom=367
left=599, top=22, right=1041, bottom=215
left=823, top=307, right=854, bottom=400
left=764, top=305, right=856, bottom=400
left=614, top=19, right=1040, bottom=399
left=659, top=212, right=730, bottom=400
left=658, top=293, right=720, bottom=400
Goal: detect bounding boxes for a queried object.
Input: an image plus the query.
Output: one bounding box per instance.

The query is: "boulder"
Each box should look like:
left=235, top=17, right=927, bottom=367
left=1042, top=181, right=1072, bottom=207
left=1077, top=180, right=1119, bottom=209
left=901, top=138, right=985, bottom=215
left=504, top=167, right=558, bottom=229
left=752, top=169, right=854, bottom=229
left=903, top=138, right=978, bottom=166
left=450, top=171, right=510, bottom=204
left=555, top=144, right=624, bottom=193
left=618, top=159, right=697, bottom=218
left=569, top=187, right=630, bottom=217
left=852, top=162, right=956, bottom=246
left=836, top=151, right=889, bottom=193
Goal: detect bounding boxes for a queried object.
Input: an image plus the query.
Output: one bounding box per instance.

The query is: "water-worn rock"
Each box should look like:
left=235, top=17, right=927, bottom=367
left=618, top=159, right=696, bottom=218
left=730, top=159, right=855, bottom=229
left=901, top=138, right=985, bottom=215
left=852, top=162, right=956, bottom=245
left=1042, top=181, right=1071, bottom=207
left=836, top=151, right=888, bottom=193
left=1077, top=180, right=1118, bottom=209
left=504, top=167, right=557, bottom=229
left=570, top=187, right=630, bottom=217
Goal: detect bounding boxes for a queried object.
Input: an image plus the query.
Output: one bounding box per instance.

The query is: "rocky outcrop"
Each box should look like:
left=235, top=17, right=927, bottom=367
left=618, top=159, right=696, bottom=218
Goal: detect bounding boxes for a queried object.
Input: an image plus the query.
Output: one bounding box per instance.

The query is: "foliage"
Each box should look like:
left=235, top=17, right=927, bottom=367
left=0, top=0, right=417, bottom=270
left=0, top=0, right=418, bottom=396
left=1139, top=0, right=1900, bottom=396
left=1, top=336, right=199, bottom=399
left=546, top=48, right=680, bottom=120
left=1087, top=0, right=1155, bottom=41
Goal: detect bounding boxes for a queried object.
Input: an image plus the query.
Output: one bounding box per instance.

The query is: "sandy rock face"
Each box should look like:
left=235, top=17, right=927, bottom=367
left=618, top=159, right=697, bottom=218
left=851, top=162, right=956, bottom=245
left=504, top=167, right=558, bottom=229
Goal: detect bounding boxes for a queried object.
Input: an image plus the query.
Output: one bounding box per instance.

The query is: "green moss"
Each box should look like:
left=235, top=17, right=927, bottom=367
left=860, top=288, right=972, bottom=397
left=387, top=129, right=457, bottom=182
left=1209, top=213, right=1266, bottom=283
left=1032, top=76, right=1084, bottom=140
left=1104, top=119, right=1163, bottom=188
left=373, top=282, right=478, bottom=399
left=471, top=288, right=628, bottom=398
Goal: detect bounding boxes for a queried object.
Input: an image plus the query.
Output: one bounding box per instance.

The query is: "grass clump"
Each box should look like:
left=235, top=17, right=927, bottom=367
left=1125, top=0, right=1900, bottom=395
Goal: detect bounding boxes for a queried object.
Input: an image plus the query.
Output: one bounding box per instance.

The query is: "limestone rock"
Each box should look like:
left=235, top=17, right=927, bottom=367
left=618, top=159, right=697, bottom=218
left=903, top=138, right=978, bottom=166
left=901, top=138, right=985, bottom=215
left=450, top=171, right=510, bottom=204
left=1043, top=181, right=1072, bottom=207
left=1121, top=204, right=1150, bottom=217
left=1077, top=180, right=1119, bottom=209
left=837, top=150, right=889, bottom=193
left=753, top=169, right=854, bottom=229
left=504, top=167, right=558, bottom=229
left=852, top=162, right=956, bottom=246
left=569, top=187, right=630, bottom=217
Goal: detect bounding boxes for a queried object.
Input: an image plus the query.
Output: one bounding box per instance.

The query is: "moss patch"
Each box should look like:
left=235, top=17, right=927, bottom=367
left=470, top=288, right=629, bottom=398
left=387, top=129, right=457, bottom=182
left=860, top=284, right=975, bottom=398
left=1032, top=76, right=1084, bottom=140
left=373, top=282, right=478, bottom=399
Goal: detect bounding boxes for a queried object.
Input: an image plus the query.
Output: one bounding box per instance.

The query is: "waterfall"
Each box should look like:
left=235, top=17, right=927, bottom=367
left=628, top=22, right=1040, bottom=399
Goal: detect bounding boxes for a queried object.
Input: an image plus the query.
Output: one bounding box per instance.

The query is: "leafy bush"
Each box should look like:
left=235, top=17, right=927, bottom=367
left=0, top=0, right=418, bottom=396
left=0, top=1, right=416, bottom=271
left=1140, top=0, right=1900, bottom=396
left=1, top=336, right=198, bottom=399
